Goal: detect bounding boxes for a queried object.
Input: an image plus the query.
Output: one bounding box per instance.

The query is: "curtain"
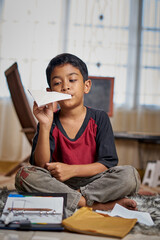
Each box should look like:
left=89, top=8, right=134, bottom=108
left=0, top=98, right=31, bottom=161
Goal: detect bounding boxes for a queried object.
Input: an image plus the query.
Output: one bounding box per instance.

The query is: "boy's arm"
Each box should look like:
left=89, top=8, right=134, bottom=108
left=96, top=111, right=118, bottom=168
left=31, top=102, right=56, bottom=168
left=34, top=124, right=51, bottom=167
left=45, top=162, right=107, bottom=182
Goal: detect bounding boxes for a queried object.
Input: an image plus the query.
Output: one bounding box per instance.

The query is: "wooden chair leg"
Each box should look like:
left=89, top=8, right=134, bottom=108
left=5, top=156, right=30, bottom=177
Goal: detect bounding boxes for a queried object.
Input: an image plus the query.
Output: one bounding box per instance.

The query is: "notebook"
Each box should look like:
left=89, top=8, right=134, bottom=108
left=0, top=192, right=67, bottom=231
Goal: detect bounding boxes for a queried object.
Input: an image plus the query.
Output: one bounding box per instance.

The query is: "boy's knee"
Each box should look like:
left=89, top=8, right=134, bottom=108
left=15, top=165, right=49, bottom=191
left=15, top=166, right=37, bottom=190
left=121, top=165, right=141, bottom=194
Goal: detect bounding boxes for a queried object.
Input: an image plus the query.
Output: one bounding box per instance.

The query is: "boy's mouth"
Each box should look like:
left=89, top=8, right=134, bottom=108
left=67, top=93, right=73, bottom=98
left=65, top=94, right=73, bottom=99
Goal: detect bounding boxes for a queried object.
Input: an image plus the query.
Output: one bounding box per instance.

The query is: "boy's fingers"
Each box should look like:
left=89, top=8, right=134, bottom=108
left=46, top=102, right=57, bottom=112
left=33, top=101, right=45, bottom=111
left=33, top=101, right=38, bottom=108
left=45, top=162, right=56, bottom=170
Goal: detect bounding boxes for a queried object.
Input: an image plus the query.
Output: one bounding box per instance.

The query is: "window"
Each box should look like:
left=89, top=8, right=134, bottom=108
left=66, top=0, right=160, bottom=108
left=67, top=0, right=130, bottom=105
left=0, top=0, right=159, bottom=108
left=0, top=0, right=64, bottom=97
left=139, top=0, right=160, bottom=107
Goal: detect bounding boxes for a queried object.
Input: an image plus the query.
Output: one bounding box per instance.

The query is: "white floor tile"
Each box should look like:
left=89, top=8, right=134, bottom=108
left=32, top=231, right=113, bottom=240
left=0, top=230, right=34, bottom=240
left=0, top=230, right=159, bottom=240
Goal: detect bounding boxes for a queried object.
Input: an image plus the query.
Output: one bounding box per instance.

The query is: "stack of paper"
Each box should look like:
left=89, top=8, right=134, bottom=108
left=96, top=203, right=154, bottom=226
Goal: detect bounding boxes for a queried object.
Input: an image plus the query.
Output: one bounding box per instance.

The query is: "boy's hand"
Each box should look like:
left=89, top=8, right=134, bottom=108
left=33, top=101, right=57, bottom=126
left=45, top=162, right=74, bottom=182
left=45, top=162, right=107, bottom=181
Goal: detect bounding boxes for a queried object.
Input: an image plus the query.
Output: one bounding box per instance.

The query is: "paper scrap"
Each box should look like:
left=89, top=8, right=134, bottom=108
left=28, top=89, right=72, bottom=107
left=96, top=203, right=154, bottom=226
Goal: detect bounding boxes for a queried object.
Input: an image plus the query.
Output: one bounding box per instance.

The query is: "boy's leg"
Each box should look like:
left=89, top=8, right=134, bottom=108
left=80, top=165, right=141, bottom=207
left=15, top=166, right=81, bottom=217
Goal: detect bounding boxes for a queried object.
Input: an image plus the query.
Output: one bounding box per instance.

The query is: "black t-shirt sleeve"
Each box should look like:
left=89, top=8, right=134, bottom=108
left=95, top=110, right=118, bottom=168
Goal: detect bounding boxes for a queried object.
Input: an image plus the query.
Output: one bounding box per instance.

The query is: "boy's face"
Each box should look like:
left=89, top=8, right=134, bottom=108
left=49, top=64, right=91, bottom=110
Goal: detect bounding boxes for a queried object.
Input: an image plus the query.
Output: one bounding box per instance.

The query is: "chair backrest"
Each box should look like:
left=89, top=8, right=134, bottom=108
left=5, top=62, right=37, bottom=145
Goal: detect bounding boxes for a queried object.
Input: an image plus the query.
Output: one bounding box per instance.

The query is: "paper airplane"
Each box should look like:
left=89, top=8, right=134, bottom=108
left=28, top=89, right=72, bottom=107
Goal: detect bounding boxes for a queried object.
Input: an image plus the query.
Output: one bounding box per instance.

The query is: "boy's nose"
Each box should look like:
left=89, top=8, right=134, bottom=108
left=62, top=82, right=70, bottom=92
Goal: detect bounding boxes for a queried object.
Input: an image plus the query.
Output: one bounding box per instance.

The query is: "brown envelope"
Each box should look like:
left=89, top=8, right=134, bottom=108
left=62, top=207, right=137, bottom=238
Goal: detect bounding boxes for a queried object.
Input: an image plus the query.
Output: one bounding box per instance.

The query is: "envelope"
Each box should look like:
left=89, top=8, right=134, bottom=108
left=62, top=207, right=137, bottom=238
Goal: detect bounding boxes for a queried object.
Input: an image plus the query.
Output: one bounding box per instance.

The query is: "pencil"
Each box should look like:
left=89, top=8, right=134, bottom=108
left=8, top=207, right=53, bottom=211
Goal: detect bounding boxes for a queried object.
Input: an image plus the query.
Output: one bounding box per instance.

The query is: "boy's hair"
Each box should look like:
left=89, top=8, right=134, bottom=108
left=46, top=53, right=88, bottom=87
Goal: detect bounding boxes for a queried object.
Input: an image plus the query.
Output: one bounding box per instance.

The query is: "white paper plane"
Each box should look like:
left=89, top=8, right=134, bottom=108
left=28, top=89, right=72, bottom=107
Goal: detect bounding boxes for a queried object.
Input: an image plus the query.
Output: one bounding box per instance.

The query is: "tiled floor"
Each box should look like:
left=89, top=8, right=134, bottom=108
left=0, top=230, right=160, bottom=240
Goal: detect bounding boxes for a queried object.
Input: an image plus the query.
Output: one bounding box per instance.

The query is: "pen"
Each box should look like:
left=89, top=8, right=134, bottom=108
left=8, top=208, right=53, bottom=211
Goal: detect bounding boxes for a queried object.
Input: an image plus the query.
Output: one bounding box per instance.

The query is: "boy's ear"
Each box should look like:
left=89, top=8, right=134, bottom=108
left=84, top=79, right=92, bottom=94
left=46, top=87, right=51, bottom=92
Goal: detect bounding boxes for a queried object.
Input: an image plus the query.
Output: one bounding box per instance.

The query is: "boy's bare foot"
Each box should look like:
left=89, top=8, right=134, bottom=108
left=92, top=198, right=137, bottom=211
left=138, top=190, right=156, bottom=196
left=78, top=196, right=137, bottom=211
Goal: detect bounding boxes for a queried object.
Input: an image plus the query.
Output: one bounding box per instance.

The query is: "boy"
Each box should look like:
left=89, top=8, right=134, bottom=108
left=15, top=53, right=140, bottom=217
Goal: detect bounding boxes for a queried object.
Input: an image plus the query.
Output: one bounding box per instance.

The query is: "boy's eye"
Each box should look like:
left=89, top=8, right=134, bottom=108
left=69, top=79, right=77, bottom=82
left=53, top=82, right=61, bottom=86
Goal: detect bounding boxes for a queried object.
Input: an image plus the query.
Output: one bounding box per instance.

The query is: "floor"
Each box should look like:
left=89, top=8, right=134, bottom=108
left=0, top=161, right=160, bottom=240
left=0, top=230, right=160, bottom=240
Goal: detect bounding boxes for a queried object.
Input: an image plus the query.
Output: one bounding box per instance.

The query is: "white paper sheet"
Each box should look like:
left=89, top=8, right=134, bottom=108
left=28, top=89, right=72, bottom=107
left=96, top=203, right=154, bottom=226
left=1, top=194, right=64, bottom=224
